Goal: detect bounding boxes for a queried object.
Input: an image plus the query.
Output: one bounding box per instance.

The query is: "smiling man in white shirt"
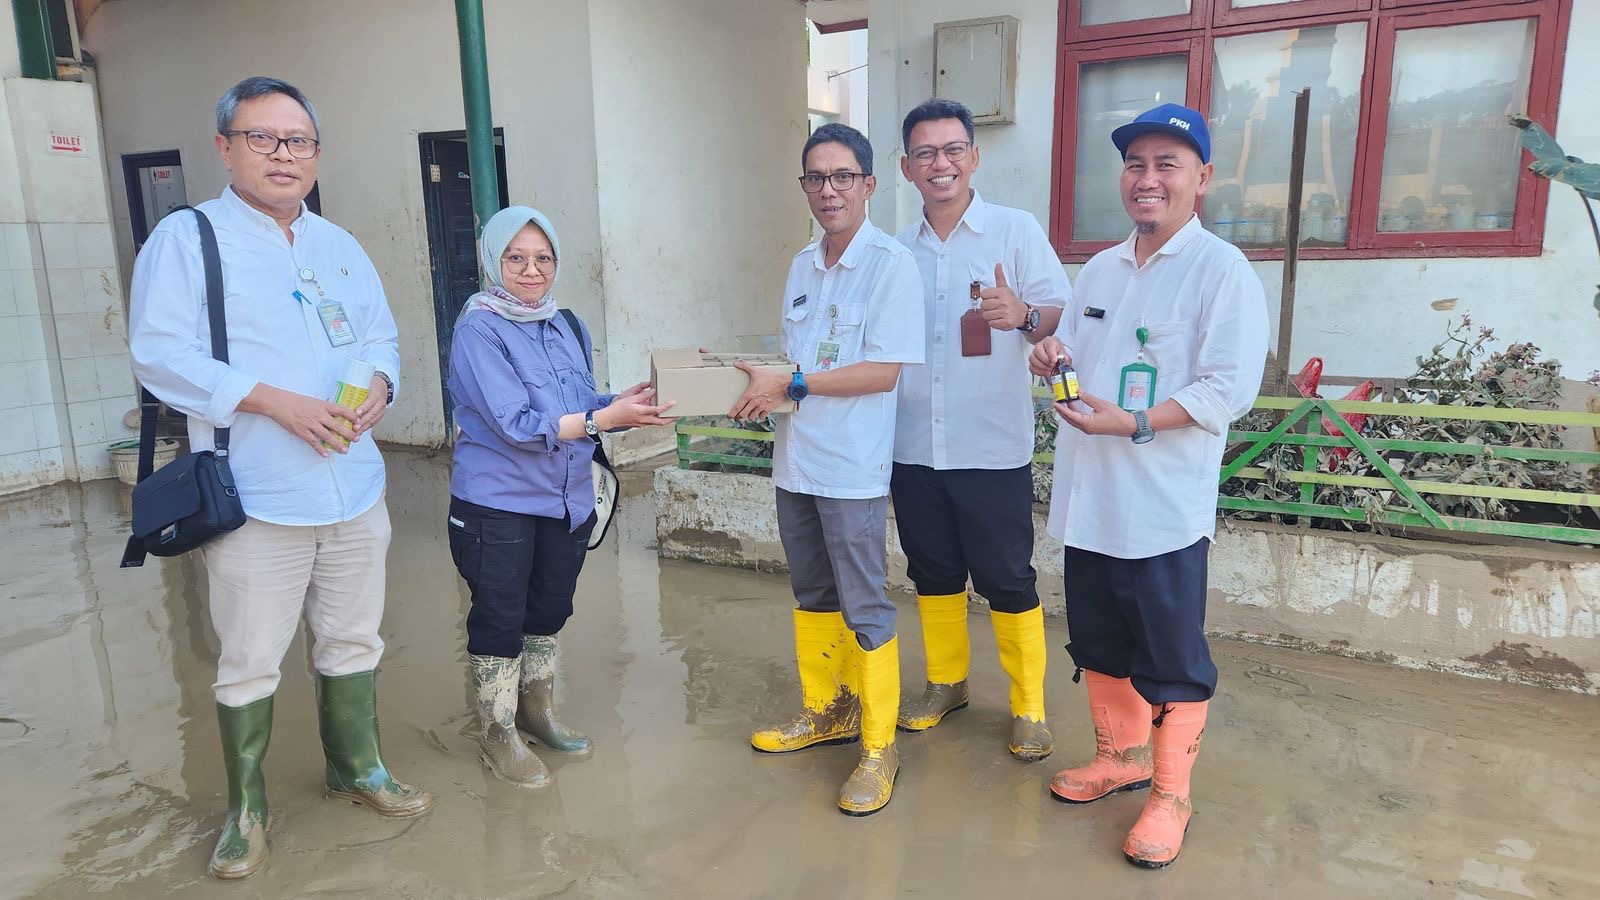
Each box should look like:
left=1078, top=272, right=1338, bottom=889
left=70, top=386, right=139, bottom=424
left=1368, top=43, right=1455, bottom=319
left=129, top=77, right=430, bottom=881
left=1029, top=103, right=1267, bottom=869
left=890, top=99, right=1071, bottom=763
left=732, top=123, right=924, bottom=817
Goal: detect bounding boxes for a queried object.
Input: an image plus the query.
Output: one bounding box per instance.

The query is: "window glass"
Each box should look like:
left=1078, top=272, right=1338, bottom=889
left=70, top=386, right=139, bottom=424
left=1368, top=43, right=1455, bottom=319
left=1205, top=23, right=1367, bottom=247
left=1378, top=18, right=1536, bottom=233
left=1073, top=55, right=1190, bottom=241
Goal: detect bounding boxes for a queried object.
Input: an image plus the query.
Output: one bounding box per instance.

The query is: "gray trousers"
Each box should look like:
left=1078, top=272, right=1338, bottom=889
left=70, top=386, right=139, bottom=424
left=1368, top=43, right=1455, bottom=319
left=774, top=487, right=896, bottom=651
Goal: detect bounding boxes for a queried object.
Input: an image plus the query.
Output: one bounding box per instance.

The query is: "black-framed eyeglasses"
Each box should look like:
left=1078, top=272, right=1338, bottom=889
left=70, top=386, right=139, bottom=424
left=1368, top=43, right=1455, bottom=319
left=798, top=172, right=866, bottom=193
left=909, top=141, right=973, bottom=165
left=501, top=252, right=557, bottom=275
left=222, top=130, right=321, bottom=160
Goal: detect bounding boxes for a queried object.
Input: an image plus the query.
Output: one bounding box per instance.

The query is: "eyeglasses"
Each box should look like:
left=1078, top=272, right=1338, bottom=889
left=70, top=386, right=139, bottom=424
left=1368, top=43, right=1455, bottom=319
left=798, top=172, right=866, bottom=193
left=223, top=130, right=321, bottom=160
left=908, top=141, right=973, bottom=165
left=501, top=253, right=557, bottom=275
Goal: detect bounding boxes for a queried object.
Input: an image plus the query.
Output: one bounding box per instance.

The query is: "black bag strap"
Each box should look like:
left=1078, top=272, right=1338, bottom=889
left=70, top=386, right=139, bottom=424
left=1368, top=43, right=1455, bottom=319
left=133, top=206, right=229, bottom=486
left=559, top=307, right=615, bottom=467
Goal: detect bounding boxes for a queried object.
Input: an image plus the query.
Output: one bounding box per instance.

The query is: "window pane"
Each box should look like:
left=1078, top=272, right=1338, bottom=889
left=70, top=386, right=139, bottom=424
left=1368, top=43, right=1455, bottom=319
left=1073, top=55, right=1189, bottom=241
left=1081, top=0, right=1190, bottom=28
left=1378, top=19, right=1536, bottom=233
left=1205, top=23, right=1367, bottom=248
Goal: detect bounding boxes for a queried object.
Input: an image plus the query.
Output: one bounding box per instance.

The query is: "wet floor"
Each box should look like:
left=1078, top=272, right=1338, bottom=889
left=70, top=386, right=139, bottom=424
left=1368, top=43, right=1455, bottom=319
left=2, top=447, right=1597, bottom=899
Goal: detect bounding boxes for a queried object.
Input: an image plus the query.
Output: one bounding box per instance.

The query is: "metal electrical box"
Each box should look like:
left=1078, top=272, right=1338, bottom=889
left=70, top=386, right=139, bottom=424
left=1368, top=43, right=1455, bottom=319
left=933, top=16, right=1018, bottom=126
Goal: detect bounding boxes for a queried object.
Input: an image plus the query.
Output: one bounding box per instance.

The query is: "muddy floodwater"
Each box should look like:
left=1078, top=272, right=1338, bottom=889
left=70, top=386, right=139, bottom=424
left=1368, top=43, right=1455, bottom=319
left=2, top=448, right=1597, bottom=899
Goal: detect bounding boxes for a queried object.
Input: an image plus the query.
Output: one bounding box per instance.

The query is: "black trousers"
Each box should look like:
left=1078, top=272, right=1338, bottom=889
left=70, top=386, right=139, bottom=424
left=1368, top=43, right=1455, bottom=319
left=1062, top=537, right=1217, bottom=704
left=447, top=496, right=596, bottom=658
left=889, top=463, right=1040, bottom=614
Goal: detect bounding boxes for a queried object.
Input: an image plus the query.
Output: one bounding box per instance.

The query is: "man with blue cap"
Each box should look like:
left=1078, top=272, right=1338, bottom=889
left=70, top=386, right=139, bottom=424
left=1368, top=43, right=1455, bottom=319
left=1028, top=102, right=1268, bottom=868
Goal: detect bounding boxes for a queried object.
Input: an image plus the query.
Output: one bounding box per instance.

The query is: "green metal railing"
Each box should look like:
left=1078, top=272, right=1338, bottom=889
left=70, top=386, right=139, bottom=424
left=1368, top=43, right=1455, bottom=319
left=675, top=393, right=1600, bottom=546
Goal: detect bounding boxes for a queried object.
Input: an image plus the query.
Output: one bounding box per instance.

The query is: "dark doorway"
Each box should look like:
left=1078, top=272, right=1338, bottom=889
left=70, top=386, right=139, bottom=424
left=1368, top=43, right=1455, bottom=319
left=122, top=150, right=185, bottom=251
left=420, top=129, right=509, bottom=436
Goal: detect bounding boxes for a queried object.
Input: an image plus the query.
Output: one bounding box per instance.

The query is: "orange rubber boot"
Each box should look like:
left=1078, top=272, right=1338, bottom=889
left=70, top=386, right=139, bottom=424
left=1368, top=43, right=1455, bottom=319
left=1123, top=700, right=1208, bottom=868
left=1049, top=671, right=1152, bottom=803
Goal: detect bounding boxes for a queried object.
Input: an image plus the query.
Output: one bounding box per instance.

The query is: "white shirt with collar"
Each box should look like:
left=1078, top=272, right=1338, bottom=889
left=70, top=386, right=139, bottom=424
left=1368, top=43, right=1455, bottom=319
left=1046, top=214, right=1268, bottom=559
left=129, top=186, right=402, bottom=527
left=894, top=191, right=1073, bottom=470
left=774, top=219, right=925, bottom=500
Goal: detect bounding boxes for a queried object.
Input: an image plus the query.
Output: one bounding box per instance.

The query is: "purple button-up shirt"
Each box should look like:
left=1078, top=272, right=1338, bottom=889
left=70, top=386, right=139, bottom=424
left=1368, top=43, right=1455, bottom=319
left=448, top=308, right=614, bottom=529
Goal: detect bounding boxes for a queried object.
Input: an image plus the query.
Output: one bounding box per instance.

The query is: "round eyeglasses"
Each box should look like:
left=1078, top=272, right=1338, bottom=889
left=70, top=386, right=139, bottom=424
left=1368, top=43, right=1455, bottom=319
left=908, top=141, right=973, bottom=165
left=798, top=172, right=866, bottom=193
left=222, top=130, right=321, bottom=160
left=501, top=253, right=557, bottom=275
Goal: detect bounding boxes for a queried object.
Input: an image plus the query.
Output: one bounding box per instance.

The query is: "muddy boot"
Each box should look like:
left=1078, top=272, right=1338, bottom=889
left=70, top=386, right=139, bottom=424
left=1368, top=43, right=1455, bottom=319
left=317, top=671, right=434, bottom=818
left=839, top=635, right=900, bottom=816
left=752, top=609, right=861, bottom=753
left=898, top=592, right=970, bottom=733
left=1124, top=700, right=1207, bottom=868
left=515, top=634, right=590, bottom=754
left=209, top=696, right=273, bottom=880
left=1051, top=671, right=1153, bottom=803
left=473, top=654, right=551, bottom=787
left=992, top=606, right=1053, bottom=761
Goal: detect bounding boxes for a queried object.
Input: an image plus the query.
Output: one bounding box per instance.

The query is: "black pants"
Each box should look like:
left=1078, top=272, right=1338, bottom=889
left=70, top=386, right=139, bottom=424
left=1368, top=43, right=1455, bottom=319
left=889, top=463, right=1040, bottom=614
left=1062, top=537, right=1217, bottom=704
left=447, top=496, right=596, bottom=658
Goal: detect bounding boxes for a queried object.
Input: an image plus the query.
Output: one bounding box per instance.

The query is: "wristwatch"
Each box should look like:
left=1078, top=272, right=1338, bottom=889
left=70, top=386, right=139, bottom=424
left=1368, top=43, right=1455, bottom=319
left=374, top=370, right=394, bottom=405
left=787, top=368, right=808, bottom=404
left=1019, top=304, right=1041, bottom=333
left=584, top=409, right=601, bottom=439
left=1131, top=410, right=1154, bottom=444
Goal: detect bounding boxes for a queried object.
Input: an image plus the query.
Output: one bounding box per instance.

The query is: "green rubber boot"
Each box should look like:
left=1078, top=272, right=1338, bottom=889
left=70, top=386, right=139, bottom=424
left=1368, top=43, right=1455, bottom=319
left=209, top=696, right=273, bottom=880
left=316, top=671, right=434, bottom=818
left=515, top=634, right=592, bottom=753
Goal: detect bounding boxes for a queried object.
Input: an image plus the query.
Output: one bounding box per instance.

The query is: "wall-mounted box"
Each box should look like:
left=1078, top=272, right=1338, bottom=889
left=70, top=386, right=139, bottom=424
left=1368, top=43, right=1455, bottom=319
left=933, top=16, right=1018, bottom=127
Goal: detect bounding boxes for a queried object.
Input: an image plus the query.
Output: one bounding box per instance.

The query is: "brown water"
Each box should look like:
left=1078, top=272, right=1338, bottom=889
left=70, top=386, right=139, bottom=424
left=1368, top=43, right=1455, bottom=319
left=2, top=448, right=1597, bottom=899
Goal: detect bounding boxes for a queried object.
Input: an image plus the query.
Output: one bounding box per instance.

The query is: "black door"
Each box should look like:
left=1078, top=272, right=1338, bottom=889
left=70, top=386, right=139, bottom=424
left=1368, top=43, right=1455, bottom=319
left=122, top=150, right=186, bottom=251
left=420, top=131, right=509, bottom=437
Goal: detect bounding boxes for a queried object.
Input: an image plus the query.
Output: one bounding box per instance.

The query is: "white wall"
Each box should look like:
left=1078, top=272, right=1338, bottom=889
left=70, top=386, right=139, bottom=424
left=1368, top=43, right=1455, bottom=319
left=80, top=0, right=609, bottom=447
left=869, top=0, right=1600, bottom=382
left=588, top=0, right=811, bottom=388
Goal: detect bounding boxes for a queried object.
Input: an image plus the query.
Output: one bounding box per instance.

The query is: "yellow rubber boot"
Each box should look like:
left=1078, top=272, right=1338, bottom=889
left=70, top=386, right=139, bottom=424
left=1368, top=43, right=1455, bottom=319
left=897, top=593, right=970, bottom=732
left=991, top=606, right=1053, bottom=761
left=839, top=635, right=901, bottom=816
left=751, top=610, right=861, bottom=753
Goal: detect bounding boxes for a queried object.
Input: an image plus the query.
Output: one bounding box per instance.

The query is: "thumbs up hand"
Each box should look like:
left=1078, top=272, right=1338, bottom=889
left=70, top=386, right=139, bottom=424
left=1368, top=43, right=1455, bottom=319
left=979, top=261, right=1027, bottom=330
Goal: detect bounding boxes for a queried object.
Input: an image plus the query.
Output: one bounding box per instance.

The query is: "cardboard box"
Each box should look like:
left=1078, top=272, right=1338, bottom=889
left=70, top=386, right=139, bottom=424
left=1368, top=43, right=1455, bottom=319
left=650, top=348, right=797, bottom=418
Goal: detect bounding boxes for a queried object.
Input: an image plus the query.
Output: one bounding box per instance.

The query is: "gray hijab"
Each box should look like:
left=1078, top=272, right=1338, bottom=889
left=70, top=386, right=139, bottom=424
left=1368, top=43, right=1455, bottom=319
left=460, top=205, right=561, bottom=324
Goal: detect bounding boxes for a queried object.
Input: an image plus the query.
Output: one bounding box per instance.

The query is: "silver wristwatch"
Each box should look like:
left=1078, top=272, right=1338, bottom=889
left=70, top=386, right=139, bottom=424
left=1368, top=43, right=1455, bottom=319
left=584, top=409, right=601, bottom=439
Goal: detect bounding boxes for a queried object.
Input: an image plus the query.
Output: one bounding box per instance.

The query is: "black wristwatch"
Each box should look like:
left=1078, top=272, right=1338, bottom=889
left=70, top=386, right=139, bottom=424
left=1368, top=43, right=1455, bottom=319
left=1019, top=304, right=1041, bottom=333
left=374, top=370, right=394, bottom=405
left=1131, top=410, right=1154, bottom=444
left=584, top=409, right=601, bottom=439
left=786, top=368, right=808, bottom=404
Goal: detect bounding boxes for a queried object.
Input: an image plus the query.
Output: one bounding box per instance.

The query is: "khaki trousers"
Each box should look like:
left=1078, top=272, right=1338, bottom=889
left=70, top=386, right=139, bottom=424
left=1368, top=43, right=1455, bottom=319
left=202, top=498, right=391, bottom=707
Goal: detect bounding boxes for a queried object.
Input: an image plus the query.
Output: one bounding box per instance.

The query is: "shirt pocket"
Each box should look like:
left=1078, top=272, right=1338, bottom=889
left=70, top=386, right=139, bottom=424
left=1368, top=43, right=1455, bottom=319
left=827, top=303, right=868, bottom=359
left=783, top=303, right=812, bottom=360
left=1139, top=321, right=1194, bottom=403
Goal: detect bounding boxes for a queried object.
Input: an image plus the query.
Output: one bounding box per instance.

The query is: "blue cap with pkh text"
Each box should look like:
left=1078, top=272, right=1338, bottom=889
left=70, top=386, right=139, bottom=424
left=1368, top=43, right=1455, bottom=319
left=1112, top=102, right=1210, bottom=164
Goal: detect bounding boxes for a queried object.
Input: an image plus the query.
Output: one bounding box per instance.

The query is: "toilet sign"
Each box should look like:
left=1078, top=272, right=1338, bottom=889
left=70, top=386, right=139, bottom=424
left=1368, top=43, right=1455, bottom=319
left=47, top=132, right=85, bottom=156
left=151, top=167, right=174, bottom=183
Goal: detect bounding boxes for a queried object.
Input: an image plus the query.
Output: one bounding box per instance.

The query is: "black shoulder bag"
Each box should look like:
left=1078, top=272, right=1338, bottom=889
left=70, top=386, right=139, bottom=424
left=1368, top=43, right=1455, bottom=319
left=560, top=308, right=619, bottom=550
left=121, top=207, right=247, bottom=568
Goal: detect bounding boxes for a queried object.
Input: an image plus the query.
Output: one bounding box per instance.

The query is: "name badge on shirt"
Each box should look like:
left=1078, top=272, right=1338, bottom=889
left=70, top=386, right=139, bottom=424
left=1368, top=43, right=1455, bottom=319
left=317, top=298, right=357, bottom=347
left=1118, top=324, right=1157, bottom=411
left=815, top=340, right=841, bottom=371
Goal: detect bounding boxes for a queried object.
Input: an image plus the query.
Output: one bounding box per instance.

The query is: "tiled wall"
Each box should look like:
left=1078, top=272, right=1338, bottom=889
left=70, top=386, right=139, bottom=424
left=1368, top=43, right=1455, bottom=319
left=39, top=220, right=136, bottom=481
left=0, top=219, right=134, bottom=493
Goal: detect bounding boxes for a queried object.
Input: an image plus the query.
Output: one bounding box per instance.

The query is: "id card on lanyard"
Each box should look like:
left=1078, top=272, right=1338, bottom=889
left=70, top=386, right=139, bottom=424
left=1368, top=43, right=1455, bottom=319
left=296, top=266, right=358, bottom=347
left=1118, top=325, right=1158, bottom=412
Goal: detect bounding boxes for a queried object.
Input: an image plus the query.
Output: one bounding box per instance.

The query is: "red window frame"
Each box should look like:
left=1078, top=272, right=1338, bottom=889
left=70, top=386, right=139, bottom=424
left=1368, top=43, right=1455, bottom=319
left=1051, top=0, right=1571, bottom=262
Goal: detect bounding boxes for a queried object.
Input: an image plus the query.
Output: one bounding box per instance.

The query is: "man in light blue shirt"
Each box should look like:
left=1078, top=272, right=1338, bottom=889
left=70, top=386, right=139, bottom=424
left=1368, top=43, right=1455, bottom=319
left=128, top=77, right=430, bottom=881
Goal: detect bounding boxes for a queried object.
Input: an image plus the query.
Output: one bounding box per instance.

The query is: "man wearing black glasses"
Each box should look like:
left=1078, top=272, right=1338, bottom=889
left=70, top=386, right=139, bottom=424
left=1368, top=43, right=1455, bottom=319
left=128, top=76, right=430, bottom=880
left=732, top=123, right=924, bottom=817
left=889, top=99, right=1071, bottom=763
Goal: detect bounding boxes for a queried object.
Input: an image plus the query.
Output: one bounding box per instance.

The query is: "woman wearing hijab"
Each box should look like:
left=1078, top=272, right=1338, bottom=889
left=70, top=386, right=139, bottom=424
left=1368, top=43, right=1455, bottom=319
left=447, top=206, right=673, bottom=787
